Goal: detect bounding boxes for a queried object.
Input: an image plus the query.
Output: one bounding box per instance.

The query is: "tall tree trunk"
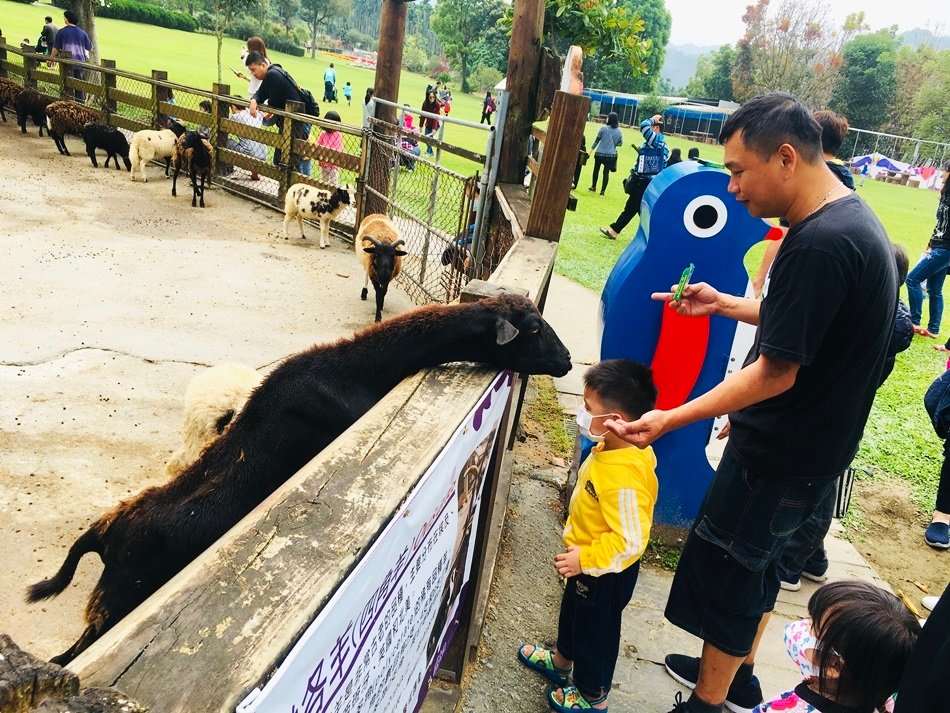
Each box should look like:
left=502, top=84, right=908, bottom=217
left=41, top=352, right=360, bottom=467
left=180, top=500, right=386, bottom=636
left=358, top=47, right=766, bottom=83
left=460, top=54, right=468, bottom=93
left=72, top=0, right=100, bottom=67
left=216, top=30, right=224, bottom=83
left=310, top=21, right=317, bottom=58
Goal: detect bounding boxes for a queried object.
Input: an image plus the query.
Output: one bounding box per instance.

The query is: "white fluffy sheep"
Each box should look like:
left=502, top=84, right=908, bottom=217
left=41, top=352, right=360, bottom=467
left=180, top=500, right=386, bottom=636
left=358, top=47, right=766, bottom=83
left=283, top=184, right=352, bottom=248
left=129, top=120, right=186, bottom=182
left=164, top=362, right=262, bottom=478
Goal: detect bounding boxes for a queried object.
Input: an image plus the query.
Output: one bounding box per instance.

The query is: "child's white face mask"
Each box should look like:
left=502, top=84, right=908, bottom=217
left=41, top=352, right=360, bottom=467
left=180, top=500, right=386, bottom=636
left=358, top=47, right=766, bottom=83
left=576, top=407, right=616, bottom=443
left=784, top=618, right=820, bottom=679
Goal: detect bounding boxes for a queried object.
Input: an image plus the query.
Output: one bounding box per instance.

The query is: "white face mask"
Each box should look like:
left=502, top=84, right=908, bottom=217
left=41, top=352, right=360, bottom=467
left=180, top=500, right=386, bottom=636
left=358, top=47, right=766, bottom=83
left=576, top=406, right=615, bottom=443
left=784, top=618, right=820, bottom=679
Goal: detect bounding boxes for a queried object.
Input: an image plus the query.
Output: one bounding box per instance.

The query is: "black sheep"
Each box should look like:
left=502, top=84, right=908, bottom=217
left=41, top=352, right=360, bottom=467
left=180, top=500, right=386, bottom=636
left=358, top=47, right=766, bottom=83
left=0, top=77, right=23, bottom=123
left=26, top=293, right=572, bottom=665
left=172, top=130, right=213, bottom=208
left=81, top=122, right=133, bottom=171
left=14, top=88, right=55, bottom=135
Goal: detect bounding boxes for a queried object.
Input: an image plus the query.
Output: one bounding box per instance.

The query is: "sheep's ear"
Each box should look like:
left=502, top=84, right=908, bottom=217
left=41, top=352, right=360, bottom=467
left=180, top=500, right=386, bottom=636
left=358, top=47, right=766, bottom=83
left=495, top=318, right=519, bottom=345
left=394, top=249, right=408, bottom=257
left=363, top=246, right=376, bottom=254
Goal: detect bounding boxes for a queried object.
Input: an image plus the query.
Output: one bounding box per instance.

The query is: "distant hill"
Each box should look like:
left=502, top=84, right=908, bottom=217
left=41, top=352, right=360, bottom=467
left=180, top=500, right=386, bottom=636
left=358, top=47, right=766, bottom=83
left=900, top=28, right=950, bottom=50
left=661, top=43, right=719, bottom=89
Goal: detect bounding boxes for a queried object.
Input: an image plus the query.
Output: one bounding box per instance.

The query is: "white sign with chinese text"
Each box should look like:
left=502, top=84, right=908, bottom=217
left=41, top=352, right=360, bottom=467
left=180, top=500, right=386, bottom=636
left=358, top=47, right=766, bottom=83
left=238, top=371, right=513, bottom=713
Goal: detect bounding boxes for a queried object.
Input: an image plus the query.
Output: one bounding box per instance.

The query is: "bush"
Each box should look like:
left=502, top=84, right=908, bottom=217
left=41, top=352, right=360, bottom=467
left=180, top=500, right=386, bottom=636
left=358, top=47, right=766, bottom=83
left=637, top=93, right=669, bottom=119
left=471, top=65, right=503, bottom=93
left=226, top=16, right=305, bottom=57
left=97, top=0, right=198, bottom=32
left=194, top=11, right=215, bottom=31
left=401, top=36, right=428, bottom=74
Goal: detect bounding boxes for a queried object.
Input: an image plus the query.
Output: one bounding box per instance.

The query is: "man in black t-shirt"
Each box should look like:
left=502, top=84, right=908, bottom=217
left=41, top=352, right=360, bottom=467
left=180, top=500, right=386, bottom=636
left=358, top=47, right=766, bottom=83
left=246, top=52, right=312, bottom=169
left=605, top=93, right=897, bottom=713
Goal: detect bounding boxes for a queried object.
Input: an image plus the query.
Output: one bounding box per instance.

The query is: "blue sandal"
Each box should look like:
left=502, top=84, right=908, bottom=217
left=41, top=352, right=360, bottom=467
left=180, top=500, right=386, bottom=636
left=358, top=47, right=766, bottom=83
left=517, top=644, right=571, bottom=686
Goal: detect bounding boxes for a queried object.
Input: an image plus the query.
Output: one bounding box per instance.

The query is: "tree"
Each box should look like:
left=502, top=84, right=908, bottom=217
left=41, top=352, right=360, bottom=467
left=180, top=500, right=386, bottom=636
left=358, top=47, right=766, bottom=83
left=301, top=0, right=351, bottom=58
left=431, top=0, right=504, bottom=93
left=212, top=0, right=253, bottom=83
left=883, top=44, right=939, bottom=137
left=71, top=0, right=100, bottom=68
left=914, top=50, right=950, bottom=144
left=830, top=30, right=898, bottom=131
left=685, top=44, right=737, bottom=100
left=582, top=0, right=672, bottom=93
left=274, top=0, right=300, bottom=36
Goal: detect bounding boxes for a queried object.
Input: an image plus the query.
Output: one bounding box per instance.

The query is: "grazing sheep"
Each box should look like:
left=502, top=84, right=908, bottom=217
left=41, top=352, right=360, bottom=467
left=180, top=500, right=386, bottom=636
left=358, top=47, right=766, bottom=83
left=45, top=100, right=101, bottom=156
left=26, top=293, right=572, bottom=665
left=81, top=122, right=132, bottom=171
left=164, top=363, right=262, bottom=478
left=129, top=120, right=186, bottom=182
left=14, top=87, right=55, bottom=135
left=283, top=183, right=352, bottom=248
left=357, top=213, right=408, bottom=322
left=172, top=130, right=214, bottom=208
left=0, top=77, right=24, bottom=123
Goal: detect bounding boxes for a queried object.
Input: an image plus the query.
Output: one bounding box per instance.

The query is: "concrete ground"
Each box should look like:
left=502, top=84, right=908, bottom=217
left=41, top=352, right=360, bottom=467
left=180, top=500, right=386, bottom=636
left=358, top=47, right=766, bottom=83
left=0, top=121, right=415, bottom=660
left=451, top=274, right=892, bottom=713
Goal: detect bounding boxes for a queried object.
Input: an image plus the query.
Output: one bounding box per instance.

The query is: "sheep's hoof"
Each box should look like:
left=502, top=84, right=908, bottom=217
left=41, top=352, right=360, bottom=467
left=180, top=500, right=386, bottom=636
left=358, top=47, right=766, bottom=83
left=320, top=244, right=327, bottom=249
left=360, top=288, right=368, bottom=301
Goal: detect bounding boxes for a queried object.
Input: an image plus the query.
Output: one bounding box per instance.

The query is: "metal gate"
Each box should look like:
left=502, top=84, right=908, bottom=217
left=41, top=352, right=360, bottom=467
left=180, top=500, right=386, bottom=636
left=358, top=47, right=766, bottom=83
left=360, top=98, right=499, bottom=304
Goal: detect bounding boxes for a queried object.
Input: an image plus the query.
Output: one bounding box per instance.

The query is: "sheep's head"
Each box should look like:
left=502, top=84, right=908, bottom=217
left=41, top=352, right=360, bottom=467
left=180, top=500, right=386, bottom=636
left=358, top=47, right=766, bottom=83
left=166, top=119, right=187, bottom=137
left=363, top=237, right=407, bottom=285
left=334, top=184, right=353, bottom=206
left=478, top=293, right=572, bottom=377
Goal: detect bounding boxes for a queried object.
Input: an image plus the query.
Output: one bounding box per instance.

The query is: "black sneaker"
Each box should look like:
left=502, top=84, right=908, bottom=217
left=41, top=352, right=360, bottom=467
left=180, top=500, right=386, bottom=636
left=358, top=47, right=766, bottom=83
left=668, top=691, right=689, bottom=712
left=665, top=654, right=763, bottom=713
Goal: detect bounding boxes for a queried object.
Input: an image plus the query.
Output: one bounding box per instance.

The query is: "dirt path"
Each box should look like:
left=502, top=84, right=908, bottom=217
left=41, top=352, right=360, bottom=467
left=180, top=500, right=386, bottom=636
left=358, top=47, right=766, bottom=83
left=0, top=120, right=416, bottom=661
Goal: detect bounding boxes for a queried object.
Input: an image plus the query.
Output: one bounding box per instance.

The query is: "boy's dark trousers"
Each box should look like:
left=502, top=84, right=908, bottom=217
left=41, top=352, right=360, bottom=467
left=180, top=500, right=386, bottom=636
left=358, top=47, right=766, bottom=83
left=557, top=560, right=640, bottom=702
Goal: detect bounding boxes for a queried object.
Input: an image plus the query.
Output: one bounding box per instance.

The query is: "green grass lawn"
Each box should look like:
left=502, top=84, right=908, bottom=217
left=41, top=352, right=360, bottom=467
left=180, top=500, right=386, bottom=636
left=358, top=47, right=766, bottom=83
left=2, top=0, right=945, bottom=516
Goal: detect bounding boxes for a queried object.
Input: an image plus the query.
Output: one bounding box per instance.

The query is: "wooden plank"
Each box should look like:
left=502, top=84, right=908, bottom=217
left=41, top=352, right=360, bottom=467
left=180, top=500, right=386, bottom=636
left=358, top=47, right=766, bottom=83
left=218, top=147, right=280, bottom=180
left=160, top=102, right=207, bottom=126
left=32, top=69, right=59, bottom=84
left=495, top=183, right=530, bottom=243
left=108, top=114, right=149, bottom=133
left=111, top=88, right=151, bottom=110
left=220, top=116, right=285, bottom=149
left=526, top=155, right=540, bottom=176
left=530, top=125, right=547, bottom=142
left=293, top=138, right=361, bottom=172
left=70, top=367, right=504, bottom=712
left=525, top=91, right=590, bottom=241
left=483, top=235, right=558, bottom=304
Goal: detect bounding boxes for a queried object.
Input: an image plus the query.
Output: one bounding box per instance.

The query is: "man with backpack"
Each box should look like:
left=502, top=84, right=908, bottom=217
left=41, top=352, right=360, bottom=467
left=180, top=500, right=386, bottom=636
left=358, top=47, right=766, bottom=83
left=600, top=113, right=668, bottom=240
left=246, top=52, right=319, bottom=170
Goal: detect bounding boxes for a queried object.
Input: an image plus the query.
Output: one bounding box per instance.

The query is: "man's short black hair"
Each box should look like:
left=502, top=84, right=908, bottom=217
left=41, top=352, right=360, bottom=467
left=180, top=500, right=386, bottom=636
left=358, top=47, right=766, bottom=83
left=244, top=51, right=265, bottom=67
left=584, top=359, right=658, bottom=421
left=45, top=16, right=53, bottom=23
left=720, top=92, right=822, bottom=164
left=63, top=9, right=78, bottom=25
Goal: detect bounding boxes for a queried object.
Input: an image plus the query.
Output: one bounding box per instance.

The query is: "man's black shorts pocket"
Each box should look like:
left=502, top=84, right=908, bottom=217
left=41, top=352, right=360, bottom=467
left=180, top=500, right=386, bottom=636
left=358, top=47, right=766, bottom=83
left=689, top=516, right=770, bottom=616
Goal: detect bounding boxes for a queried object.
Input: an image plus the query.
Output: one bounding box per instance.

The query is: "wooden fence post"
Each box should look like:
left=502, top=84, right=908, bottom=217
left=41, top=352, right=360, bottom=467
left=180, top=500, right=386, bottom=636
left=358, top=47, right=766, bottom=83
left=151, top=70, right=167, bottom=128
left=0, top=39, right=8, bottom=78
left=101, top=59, right=117, bottom=119
left=211, top=82, right=230, bottom=176
left=21, top=43, right=38, bottom=90
left=280, top=99, right=305, bottom=199
left=524, top=91, right=590, bottom=242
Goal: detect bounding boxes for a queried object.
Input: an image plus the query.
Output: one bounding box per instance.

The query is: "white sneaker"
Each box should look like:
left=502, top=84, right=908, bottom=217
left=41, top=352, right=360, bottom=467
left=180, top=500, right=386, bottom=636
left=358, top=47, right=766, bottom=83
left=922, top=595, right=940, bottom=612
left=780, top=579, right=802, bottom=592
left=801, top=570, right=828, bottom=583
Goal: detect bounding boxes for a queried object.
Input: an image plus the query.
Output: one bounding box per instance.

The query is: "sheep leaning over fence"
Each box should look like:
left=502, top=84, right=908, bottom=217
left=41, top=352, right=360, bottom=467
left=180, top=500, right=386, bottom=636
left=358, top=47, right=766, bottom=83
left=14, top=88, right=55, bottom=135
left=45, top=100, right=102, bottom=156
left=129, top=120, right=186, bottom=182
left=0, top=77, right=22, bottom=123
left=164, top=363, right=263, bottom=478
left=357, top=213, right=407, bottom=322
left=25, top=292, right=572, bottom=665
left=172, top=130, right=214, bottom=208
left=81, top=122, right=132, bottom=171
left=283, top=183, right=352, bottom=248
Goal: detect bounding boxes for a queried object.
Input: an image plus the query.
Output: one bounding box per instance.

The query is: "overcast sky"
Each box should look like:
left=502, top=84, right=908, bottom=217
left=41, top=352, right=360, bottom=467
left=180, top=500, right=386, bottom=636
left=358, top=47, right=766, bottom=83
left=664, top=0, right=947, bottom=46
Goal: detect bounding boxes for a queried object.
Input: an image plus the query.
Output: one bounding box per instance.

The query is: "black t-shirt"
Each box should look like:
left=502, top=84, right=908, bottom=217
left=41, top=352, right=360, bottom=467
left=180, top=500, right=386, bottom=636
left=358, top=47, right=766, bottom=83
left=928, top=190, right=950, bottom=250
left=729, top=193, right=897, bottom=481
left=252, top=64, right=302, bottom=111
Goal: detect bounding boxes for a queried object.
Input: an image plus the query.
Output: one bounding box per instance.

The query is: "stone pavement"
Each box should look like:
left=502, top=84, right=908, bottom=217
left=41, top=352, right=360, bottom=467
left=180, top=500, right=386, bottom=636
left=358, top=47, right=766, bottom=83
left=539, top=273, right=891, bottom=709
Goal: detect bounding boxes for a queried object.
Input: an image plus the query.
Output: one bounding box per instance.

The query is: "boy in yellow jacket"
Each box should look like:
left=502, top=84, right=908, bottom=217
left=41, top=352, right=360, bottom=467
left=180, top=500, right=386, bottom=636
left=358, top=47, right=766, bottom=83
left=518, top=359, right=659, bottom=712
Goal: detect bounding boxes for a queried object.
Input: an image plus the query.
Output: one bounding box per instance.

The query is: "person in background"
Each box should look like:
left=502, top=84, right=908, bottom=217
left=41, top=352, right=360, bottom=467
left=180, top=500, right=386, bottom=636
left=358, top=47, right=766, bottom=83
left=688, top=147, right=700, bottom=161
left=234, top=36, right=269, bottom=100
left=323, top=62, right=336, bottom=103
left=573, top=134, right=588, bottom=190
left=342, top=81, right=352, bottom=107
left=481, top=91, right=496, bottom=125
left=39, top=16, right=57, bottom=67
left=859, top=161, right=870, bottom=187
left=399, top=106, right=421, bottom=171
left=52, top=10, right=91, bottom=103
left=197, top=99, right=212, bottom=139
left=421, top=89, right=443, bottom=156
left=311, top=110, right=344, bottom=185
left=589, top=112, right=623, bottom=195
left=518, top=359, right=659, bottom=713
left=226, top=103, right=265, bottom=181
left=362, top=87, right=375, bottom=129
left=905, top=162, right=950, bottom=338
left=667, top=147, right=683, bottom=166
left=599, top=113, right=667, bottom=240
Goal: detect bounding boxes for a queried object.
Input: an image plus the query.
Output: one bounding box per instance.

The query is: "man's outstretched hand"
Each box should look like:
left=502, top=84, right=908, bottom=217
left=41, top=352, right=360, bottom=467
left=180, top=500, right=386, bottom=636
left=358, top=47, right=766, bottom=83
left=604, top=409, right=671, bottom=449
left=654, top=281, right=721, bottom=318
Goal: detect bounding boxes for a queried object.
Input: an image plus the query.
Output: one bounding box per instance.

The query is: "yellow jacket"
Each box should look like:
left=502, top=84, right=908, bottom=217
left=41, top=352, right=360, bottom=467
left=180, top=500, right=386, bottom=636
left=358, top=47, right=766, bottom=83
left=563, top=442, right=658, bottom=575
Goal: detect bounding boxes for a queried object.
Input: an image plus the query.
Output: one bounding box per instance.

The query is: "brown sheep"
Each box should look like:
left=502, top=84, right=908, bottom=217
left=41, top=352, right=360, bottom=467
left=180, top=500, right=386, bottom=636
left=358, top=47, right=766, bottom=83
left=356, top=213, right=407, bottom=322
left=45, top=100, right=102, bottom=156
left=171, top=130, right=214, bottom=208
left=14, top=87, right=56, bottom=135
left=0, top=77, right=23, bottom=123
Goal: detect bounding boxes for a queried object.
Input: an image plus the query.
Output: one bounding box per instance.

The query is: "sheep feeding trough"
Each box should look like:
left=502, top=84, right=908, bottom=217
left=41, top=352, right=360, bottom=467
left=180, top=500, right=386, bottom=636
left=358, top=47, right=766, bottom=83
left=0, top=122, right=417, bottom=663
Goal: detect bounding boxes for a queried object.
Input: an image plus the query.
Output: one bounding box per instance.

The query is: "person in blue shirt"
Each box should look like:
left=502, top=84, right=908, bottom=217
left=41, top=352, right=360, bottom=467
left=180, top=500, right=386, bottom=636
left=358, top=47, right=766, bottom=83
left=52, top=10, right=91, bottom=103
left=323, top=63, right=336, bottom=103
left=600, top=114, right=667, bottom=239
